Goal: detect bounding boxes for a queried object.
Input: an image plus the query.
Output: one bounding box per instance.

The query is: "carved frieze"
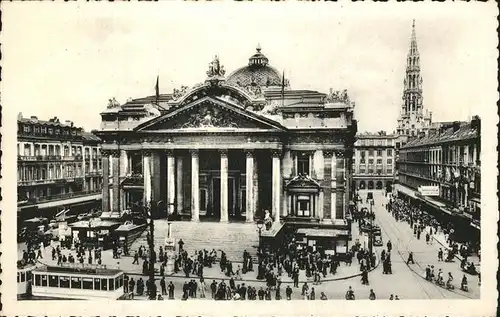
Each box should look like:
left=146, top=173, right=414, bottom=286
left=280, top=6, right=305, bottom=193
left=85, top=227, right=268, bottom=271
left=292, top=134, right=345, bottom=144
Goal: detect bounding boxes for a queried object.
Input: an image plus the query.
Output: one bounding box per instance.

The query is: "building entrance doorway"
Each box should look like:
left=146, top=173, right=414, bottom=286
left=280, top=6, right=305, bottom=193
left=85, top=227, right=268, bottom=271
left=210, top=177, right=237, bottom=220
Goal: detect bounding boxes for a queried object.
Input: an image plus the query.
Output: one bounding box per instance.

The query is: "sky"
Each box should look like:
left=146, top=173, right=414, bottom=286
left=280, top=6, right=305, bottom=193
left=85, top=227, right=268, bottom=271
left=1, top=2, right=498, bottom=133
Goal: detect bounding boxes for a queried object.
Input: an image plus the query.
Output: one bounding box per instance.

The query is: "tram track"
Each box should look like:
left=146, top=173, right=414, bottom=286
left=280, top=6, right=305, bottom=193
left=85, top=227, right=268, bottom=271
left=374, top=196, right=474, bottom=299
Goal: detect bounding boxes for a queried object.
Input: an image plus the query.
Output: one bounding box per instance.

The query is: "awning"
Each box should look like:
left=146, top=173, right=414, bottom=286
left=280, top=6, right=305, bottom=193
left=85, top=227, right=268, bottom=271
left=470, top=197, right=481, bottom=204
left=296, top=228, right=350, bottom=238
left=395, top=184, right=418, bottom=199
left=37, top=194, right=101, bottom=210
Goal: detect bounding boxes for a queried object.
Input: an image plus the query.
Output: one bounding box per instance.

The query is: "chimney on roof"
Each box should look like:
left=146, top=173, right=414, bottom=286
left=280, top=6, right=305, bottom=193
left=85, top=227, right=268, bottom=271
left=65, top=120, right=74, bottom=127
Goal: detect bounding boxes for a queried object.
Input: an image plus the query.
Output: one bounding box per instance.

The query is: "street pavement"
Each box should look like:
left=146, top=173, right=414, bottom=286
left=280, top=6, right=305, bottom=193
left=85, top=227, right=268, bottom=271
left=362, top=190, right=479, bottom=299
left=19, top=190, right=479, bottom=300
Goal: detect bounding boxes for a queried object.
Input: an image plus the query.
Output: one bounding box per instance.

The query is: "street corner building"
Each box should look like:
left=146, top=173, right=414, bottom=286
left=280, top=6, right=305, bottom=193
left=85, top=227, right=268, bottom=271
left=353, top=133, right=398, bottom=192
left=94, top=47, right=358, bottom=240
left=17, top=114, right=104, bottom=224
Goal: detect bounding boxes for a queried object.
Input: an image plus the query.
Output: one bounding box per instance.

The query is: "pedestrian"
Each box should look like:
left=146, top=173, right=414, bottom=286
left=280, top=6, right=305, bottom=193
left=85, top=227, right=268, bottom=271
left=286, top=285, right=292, bottom=300
left=160, top=277, right=166, bottom=295
left=406, top=252, right=415, bottom=264
left=389, top=294, right=394, bottom=300
left=438, top=248, right=443, bottom=261
left=133, top=251, right=139, bottom=265
left=369, top=289, right=376, bottom=300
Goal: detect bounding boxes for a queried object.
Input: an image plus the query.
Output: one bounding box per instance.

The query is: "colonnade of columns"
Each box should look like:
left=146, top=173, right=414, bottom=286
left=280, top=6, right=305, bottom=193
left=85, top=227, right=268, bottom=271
left=101, top=148, right=283, bottom=223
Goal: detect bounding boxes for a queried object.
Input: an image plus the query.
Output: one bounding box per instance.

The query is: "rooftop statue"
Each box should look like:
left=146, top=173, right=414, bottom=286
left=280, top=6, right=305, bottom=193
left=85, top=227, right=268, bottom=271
left=172, top=85, right=190, bottom=101
left=325, top=88, right=351, bottom=105
left=206, top=55, right=226, bottom=78
left=106, top=97, right=120, bottom=109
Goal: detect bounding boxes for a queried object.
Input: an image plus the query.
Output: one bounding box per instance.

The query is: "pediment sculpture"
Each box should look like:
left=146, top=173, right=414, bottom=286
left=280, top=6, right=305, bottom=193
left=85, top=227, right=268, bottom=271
left=180, top=106, right=239, bottom=129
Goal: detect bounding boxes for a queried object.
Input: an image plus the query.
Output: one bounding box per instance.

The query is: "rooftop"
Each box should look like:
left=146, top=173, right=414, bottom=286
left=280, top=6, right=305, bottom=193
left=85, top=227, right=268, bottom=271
left=402, top=117, right=480, bottom=149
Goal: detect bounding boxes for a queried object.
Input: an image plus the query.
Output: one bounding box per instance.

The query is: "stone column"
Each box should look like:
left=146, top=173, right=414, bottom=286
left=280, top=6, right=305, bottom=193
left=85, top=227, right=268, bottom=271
left=331, top=151, right=337, bottom=220
left=253, top=155, right=259, bottom=218
left=166, top=150, right=176, bottom=215
left=220, top=150, right=229, bottom=222
left=245, top=150, right=254, bottom=222
left=191, top=150, right=200, bottom=222
left=323, top=151, right=333, bottom=220
left=143, top=151, right=152, bottom=206
left=111, top=150, right=120, bottom=214
left=272, top=150, right=282, bottom=222
left=176, top=155, right=184, bottom=214
left=120, top=150, right=128, bottom=176
left=336, top=150, right=345, bottom=219
left=102, top=151, right=110, bottom=213
left=318, top=190, right=324, bottom=221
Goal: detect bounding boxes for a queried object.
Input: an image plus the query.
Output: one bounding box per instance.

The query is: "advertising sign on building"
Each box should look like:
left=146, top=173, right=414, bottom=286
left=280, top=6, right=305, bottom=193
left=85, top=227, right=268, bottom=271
left=418, top=186, right=440, bottom=196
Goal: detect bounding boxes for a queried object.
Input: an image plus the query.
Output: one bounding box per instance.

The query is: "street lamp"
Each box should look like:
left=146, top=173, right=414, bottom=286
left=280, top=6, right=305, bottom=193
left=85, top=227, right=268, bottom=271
left=144, top=200, right=163, bottom=300
left=256, top=220, right=264, bottom=280
left=368, top=203, right=374, bottom=268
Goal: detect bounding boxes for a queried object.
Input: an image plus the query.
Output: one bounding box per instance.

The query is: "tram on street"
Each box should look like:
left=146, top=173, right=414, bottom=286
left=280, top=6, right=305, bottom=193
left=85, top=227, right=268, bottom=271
left=17, top=265, right=36, bottom=296
left=31, top=264, right=125, bottom=300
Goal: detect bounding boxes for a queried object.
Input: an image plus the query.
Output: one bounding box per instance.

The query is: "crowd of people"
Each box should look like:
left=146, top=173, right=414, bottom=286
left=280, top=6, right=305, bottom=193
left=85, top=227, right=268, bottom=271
left=386, top=197, right=477, bottom=292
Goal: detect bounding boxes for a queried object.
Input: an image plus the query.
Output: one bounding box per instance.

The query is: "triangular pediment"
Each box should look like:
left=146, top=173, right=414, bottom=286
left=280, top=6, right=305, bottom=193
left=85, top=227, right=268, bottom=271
left=136, top=96, right=285, bottom=132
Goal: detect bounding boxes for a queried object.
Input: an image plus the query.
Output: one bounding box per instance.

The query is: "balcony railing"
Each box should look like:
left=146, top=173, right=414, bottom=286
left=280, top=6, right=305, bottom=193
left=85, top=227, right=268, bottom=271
left=18, top=189, right=101, bottom=204
left=18, top=155, right=63, bottom=161
left=18, top=176, right=83, bottom=186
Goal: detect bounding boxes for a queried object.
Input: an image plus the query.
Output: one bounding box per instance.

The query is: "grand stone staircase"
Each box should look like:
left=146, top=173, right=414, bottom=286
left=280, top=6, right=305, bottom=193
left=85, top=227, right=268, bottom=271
left=130, top=220, right=259, bottom=263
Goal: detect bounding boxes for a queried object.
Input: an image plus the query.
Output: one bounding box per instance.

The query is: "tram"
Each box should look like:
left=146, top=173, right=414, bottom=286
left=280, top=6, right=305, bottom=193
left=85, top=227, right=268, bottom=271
left=17, top=265, right=36, bottom=296
left=31, top=264, right=125, bottom=300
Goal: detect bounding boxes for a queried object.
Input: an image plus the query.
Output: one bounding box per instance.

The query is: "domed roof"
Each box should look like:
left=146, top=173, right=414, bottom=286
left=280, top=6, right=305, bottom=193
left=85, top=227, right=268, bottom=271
left=226, top=45, right=282, bottom=88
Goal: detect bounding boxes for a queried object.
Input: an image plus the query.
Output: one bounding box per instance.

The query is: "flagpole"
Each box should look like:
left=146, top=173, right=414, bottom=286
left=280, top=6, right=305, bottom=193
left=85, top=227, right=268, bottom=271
left=281, top=70, right=285, bottom=108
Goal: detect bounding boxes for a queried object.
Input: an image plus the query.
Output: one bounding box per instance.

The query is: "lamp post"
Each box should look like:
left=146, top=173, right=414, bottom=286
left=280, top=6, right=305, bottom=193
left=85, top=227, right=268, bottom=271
left=368, top=203, right=374, bottom=268
left=256, top=220, right=264, bottom=280
left=144, top=200, right=163, bottom=300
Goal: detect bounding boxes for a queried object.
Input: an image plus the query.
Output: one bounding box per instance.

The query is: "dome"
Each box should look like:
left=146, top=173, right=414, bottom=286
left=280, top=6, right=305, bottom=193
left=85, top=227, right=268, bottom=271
left=226, top=45, right=282, bottom=88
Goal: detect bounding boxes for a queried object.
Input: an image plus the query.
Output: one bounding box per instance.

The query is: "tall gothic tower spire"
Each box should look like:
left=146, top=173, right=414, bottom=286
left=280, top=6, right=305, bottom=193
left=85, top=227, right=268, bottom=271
left=397, top=20, right=431, bottom=137
left=403, top=19, right=423, bottom=115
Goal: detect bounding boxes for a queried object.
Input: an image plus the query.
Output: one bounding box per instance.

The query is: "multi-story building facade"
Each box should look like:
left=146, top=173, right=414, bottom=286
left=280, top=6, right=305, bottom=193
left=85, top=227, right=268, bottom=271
left=396, top=20, right=432, bottom=145
left=95, top=47, right=357, bottom=226
left=17, top=113, right=103, bottom=220
left=395, top=116, right=481, bottom=245
left=352, top=133, right=397, bottom=191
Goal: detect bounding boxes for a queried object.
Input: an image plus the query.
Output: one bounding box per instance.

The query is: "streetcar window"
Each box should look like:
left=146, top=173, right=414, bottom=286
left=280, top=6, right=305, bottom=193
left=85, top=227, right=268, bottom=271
left=60, top=276, right=70, bottom=288
left=101, top=278, right=108, bottom=291
left=17, top=273, right=20, bottom=283
left=21, top=272, right=26, bottom=282
left=120, top=276, right=123, bottom=288
left=109, top=278, right=115, bottom=291
left=82, top=278, right=93, bottom=290
left=34, top=274, right=41, bottom=286
left=115, top=277, right=119, bottom=289
left=94, top=278, right=101, bottom=290
left=71, top=277, right=82, bottom=289
left=41, top=275, right=48, bottom=287
left=49, top=275, right=59, bottom=287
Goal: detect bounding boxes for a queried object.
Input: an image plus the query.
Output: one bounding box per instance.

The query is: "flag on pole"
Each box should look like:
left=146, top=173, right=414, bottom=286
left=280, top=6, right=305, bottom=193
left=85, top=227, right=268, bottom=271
left=281, top=71, right=286, bottom=106
left=155, top=75, right=160, bottom=105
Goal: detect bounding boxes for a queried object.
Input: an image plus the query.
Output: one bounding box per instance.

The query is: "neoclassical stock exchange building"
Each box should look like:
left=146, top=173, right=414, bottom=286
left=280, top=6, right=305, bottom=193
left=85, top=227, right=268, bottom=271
left=96, top=47, right=357, bottom=230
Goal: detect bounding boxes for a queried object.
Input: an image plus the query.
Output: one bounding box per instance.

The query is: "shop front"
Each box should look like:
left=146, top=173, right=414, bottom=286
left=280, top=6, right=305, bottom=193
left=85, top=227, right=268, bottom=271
left=295, top=228, right=350, bottom=259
